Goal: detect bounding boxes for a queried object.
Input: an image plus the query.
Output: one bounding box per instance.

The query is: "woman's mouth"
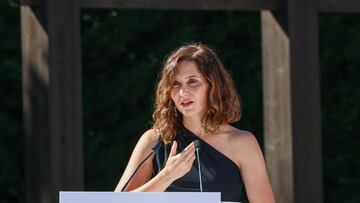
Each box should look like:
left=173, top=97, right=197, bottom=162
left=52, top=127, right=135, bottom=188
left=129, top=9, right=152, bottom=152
left=181, top=101, right=194, bottom=107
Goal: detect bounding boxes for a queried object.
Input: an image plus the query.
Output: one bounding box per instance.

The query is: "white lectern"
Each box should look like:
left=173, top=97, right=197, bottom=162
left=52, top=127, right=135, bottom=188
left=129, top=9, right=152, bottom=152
left=60, top=192, right=221, bottom=203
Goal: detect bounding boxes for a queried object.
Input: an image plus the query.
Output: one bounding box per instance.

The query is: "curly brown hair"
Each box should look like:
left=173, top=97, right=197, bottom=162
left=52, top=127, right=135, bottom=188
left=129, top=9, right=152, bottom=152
left=152, top=43, right=241, bottom=143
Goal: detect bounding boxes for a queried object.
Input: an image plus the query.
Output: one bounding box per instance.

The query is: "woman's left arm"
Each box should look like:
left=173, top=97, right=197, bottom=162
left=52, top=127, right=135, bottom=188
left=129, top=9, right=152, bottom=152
left=236, top=133, right=275, bottom=203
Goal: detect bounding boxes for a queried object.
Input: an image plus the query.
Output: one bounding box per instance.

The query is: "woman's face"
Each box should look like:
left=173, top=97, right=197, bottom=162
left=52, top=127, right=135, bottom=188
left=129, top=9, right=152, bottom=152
left=170, top=61, right=209, bottom=118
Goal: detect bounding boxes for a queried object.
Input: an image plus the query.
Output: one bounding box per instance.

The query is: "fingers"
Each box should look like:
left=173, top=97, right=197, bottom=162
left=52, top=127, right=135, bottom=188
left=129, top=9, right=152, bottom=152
left=185, top=150, right=196, bottom=163
left=169, top=141, right=196, bottom=162
left=169, top=140, right=177, bottom=157
left=181, top=141, right=195, bottom=156
left=163, top=141, right=196, bottom=181
left=178, top=142, right=195, bottom=162
left=184, top=141, right=195, bottom=150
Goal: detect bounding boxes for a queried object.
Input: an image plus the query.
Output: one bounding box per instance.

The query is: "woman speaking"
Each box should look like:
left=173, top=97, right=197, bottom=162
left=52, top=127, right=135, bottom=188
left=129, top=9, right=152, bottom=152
left=115, top=43, right=275, bottom=203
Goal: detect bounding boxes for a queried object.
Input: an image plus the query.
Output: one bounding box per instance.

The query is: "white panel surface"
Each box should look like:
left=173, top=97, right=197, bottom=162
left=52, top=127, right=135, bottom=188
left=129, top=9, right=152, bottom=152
left=60, top=192, right=221, bottom=203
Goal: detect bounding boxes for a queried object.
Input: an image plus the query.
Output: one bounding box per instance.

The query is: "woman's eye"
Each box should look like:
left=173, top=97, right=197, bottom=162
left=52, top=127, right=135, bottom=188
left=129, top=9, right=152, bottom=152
left=173, top=82, right=181, bottom=88
left=188, top=79, right=198, bottom=85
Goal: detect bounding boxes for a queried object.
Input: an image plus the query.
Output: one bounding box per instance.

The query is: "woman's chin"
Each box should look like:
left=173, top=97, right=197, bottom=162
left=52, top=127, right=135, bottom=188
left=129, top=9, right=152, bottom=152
left=180, top=110, right=203, bottom=118
left=180, top=110, right=194, bottom=117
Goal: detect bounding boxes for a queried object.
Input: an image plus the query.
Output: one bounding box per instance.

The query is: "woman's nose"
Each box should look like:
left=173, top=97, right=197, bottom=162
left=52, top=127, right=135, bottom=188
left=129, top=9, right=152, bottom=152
left=179, top=86, right=189, bottom=96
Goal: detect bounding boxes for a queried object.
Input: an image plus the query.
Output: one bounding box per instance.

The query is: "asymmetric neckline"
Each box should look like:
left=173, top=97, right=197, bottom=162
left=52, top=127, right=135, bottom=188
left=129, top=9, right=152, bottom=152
left=153, top=125, right=244, bottom=202
left=180, top=125, right=241, bottom=174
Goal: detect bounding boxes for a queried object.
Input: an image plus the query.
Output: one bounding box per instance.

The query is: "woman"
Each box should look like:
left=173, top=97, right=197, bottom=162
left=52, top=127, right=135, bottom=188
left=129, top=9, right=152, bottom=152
left=115, top=44, right=275, bottom=203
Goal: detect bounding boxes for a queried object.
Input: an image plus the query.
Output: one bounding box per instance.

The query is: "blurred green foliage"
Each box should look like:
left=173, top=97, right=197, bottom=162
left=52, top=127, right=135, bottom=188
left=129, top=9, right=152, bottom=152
left=0, top=2, right=359, bottom=202
left=0, top=1, right=24, bottom=203
left=320, top=13, right=360, bottom=203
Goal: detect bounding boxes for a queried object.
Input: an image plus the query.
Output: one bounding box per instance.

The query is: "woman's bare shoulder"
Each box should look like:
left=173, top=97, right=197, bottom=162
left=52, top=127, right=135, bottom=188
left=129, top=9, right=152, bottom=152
left=225, top=125, right=258, bottom=144
left=139, top=128, right=159, bottom=146
left=224, top=125, right=262, bottom=164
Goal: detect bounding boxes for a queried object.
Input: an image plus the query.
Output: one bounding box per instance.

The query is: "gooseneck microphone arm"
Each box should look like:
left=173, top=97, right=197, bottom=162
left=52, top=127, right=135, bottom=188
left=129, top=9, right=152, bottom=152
left=194, top=139, right=203, bottom=192
left=120, top=140, right=162, bottom=192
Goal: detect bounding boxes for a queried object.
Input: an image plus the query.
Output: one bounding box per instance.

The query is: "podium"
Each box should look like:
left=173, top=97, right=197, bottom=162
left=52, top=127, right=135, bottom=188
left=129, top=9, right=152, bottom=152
left=60, top=192, right=221, bottom=203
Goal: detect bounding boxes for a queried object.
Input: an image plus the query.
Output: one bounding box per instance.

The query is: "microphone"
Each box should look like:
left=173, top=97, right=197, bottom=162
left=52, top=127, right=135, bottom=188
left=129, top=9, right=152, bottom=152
left=194, top=139, right=203, bottom=192
left=121, top=140, right=162, bottom=192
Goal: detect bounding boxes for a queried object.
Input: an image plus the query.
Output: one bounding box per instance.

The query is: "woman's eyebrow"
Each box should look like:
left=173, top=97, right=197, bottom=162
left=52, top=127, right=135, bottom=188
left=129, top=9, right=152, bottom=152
left=173, top=75, right=200, bottom=82
left=185, top=75, right=200, bottom=79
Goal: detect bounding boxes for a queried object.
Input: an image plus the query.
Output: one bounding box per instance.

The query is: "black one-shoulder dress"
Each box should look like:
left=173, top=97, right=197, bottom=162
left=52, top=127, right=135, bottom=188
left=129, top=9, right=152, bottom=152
left=153, top=126, right=244, bottom=202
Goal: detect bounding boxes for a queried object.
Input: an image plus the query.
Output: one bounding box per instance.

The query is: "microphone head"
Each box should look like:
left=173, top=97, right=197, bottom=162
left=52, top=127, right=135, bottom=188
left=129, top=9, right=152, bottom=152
left=151, top=140, right=162, bottom=154
left=194, top=139, right=201, bottom=150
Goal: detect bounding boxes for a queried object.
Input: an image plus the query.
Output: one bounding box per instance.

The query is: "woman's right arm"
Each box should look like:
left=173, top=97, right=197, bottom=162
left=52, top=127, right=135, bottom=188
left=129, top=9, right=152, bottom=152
left=114, top=129, right=196, bottom=192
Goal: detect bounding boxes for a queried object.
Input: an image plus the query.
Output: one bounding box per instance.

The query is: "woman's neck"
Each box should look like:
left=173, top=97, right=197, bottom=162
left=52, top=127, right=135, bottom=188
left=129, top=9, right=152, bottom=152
left=182, top=116, right=227, bottom=137
left=182, top=116, right=206, bottom=137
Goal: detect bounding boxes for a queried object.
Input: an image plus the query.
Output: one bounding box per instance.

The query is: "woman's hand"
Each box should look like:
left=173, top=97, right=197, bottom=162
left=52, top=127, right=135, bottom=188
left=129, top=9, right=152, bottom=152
left=162, top=141, right=196, bottom=182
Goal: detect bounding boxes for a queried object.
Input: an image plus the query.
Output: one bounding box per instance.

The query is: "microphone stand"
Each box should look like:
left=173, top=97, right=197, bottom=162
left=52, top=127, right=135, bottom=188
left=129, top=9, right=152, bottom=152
left=121, top=140, right=162, bottom=192
left=194, top=139, right=203, bottom=192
